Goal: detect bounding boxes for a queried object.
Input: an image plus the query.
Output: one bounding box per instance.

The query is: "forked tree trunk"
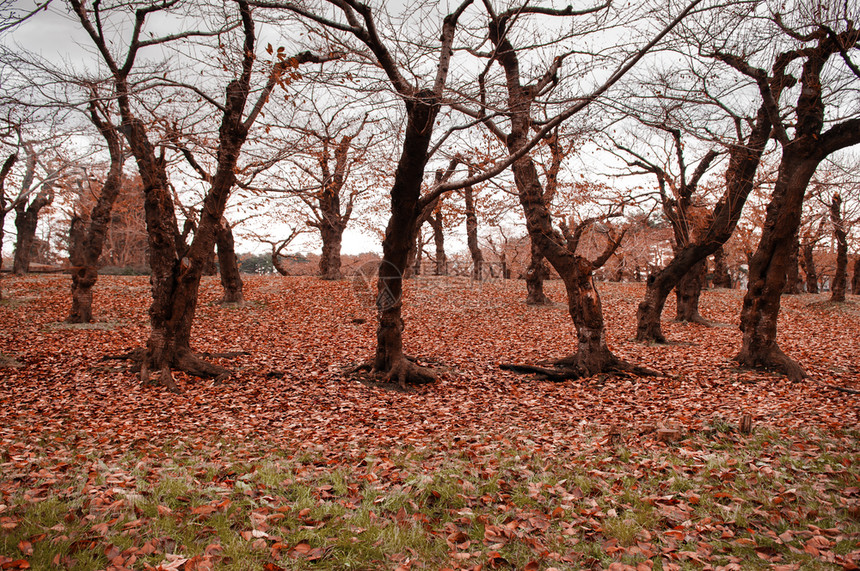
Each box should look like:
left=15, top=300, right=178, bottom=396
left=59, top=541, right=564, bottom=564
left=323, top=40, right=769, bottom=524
left=829, top=194, right=847, bottom=303
left=67, top=102, right=124, bottom=323
left=217, top=218, right=244, bottom=304
left=783, top=233, right=801, bottom=294
left=525, top=239, right=551, bottom=305
left=675, top=259, right=709, bottom=323
left=712, top=246, right=732, bottom=288
left=13, top=184, right=53, bottom=275
left=800, top=241, right=819, bottom=293
left=464, top=180, right=483, bottom=280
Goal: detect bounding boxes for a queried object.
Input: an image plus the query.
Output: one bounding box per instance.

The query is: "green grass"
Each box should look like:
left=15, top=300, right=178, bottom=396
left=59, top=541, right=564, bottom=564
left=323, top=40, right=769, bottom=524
left=1, top=428, right=857, bottom=570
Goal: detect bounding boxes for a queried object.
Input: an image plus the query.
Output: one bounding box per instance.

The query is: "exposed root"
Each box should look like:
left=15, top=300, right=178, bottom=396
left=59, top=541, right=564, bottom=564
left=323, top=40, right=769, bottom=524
left=502, top=354, right=662, bottom=382
left=676, top=313, right=715, bottom=327
left=812, top=379, right=860, bottom=395
left=376, top=358, right=437, bottom=390
left=104, top=347, right=231, bottom=389
left=734, top=344, right=807, bottom=382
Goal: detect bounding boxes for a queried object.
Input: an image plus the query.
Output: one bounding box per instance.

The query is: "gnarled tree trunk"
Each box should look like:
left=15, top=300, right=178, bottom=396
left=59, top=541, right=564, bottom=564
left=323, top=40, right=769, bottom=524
left=675, top=259, right=709, bottom=323
left=525, top=239, right=551, bottom=305
left=217, top=218, right=244, bottom=304
left=13, top=183, right=53, bottom=275
left=67, top=100, right=124, bottom=323
left=712, top=246, right=732, bottom=288
left=318, top=221, right=344, bottom=280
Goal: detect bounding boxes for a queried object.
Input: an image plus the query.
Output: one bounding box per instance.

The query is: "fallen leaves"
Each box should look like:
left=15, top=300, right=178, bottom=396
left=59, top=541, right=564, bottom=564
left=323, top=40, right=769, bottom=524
left=0, top=275, right=858, bottom=570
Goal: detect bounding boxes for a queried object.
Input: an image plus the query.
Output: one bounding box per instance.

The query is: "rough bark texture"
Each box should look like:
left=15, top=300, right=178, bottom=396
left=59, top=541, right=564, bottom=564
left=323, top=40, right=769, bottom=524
left=428, top=205, right=447, bottom=276
left=463, top=179, right=483, bottom=280
left=487, top=11, right=644, bottom=378
left=735, top=28, right=860, bottom=381
left=829, top=193, right=847, bottom=302
left=801, top=241, right=819, bottom=293
left=783, top=233, right=802, bottom=294
left=217, top=218, right=244, bottom=304
left=634, top=110, right=772, bottom=342
left=712, top=246, right=732, bottom=288
left=67, top=101, right=124, bottom=323
left=371, top=91, right=441, bottom=386
left=310, top=134, right=356, bottom=281
left=675, top=260, right=710, bottom=323
left=525, top=240, right=551, bottom=305
left=70, top=0, right=312, bottom=388
left=12, top=182, right=53, bottom=275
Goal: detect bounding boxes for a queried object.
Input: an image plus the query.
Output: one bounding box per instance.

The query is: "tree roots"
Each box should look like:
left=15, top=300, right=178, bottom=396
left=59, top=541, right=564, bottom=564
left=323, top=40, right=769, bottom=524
left=734, top=344, right=807, bottom=382
left=345, top=354, right=439, bottom=390
left=104, top=348, right=235, bottom=391
left=501, top=354, right=661, bottom=381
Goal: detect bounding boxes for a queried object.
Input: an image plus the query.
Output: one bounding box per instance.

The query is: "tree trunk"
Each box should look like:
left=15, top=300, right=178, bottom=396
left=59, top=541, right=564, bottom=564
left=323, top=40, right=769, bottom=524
left=464, top=181, right=483, bottom=281
left=13, top=184, right=53, bottom=275
left=67, top=103, right=124, bottom=323
left=370, top=93, right=440, bottom=386
left=0, top=153, right=17, bottom=300
left=829, top=194, right=847, bottom=302
left=736, top=152, right=818, bottom=381
left=429, top=209, right=447, bottom=276
left=675, top=259, right=709, bottom=323
left=217, top=218, right=244, bottom=304
left=852, top=257, right=860, bottom=295
left=635, top=107, right=771, bottom=342
left=800, top=241, right=819, bottom=293
left=319, top=222, right=344, bottom=280
left=272, top=246, right=290, bottom=276
left=525, top=239, right=551, bottom=305
left=783, top=233, right=801, bottom=294
left=712, top=246, right=732, bottom=288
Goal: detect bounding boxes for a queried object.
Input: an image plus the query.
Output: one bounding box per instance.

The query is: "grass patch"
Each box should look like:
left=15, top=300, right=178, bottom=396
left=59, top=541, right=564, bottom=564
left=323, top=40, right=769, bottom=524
left=0, top=429, right=857, bottom=570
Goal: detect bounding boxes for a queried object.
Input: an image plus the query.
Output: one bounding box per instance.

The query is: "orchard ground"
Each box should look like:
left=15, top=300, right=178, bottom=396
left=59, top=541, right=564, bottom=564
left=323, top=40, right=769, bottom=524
left=0, top=274, right=858, bottom=570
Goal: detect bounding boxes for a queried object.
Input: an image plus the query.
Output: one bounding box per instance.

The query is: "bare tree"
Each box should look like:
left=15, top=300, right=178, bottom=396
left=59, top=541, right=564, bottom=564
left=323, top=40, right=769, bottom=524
left=70, top=0, right=334, bottom=389
left=66, top=94, right=125, bottom=322
left=731, top=6, right=860, bottom=380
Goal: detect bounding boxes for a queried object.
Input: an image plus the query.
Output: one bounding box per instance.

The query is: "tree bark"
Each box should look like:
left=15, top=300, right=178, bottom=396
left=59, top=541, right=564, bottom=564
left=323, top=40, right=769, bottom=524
left=783, top=232, right=802, bottom=294
left=800, top=241, right=819, bottom=293
left=371, top=92, right=441, bottom=386
left=712, top=246, right=732, bottom=288
left=852, top=257, right=860, bottom=295
left=464, top=179, right=483, bottom=280
left=829, top=193, right=847, bottom=302
left=67, top=100, right=124, bottom=323
left=675, top=259, right=709, bottom=323
left=635, top=104, right=773, bottom=342
left=428, top=206, right=447, bottom=275
left=13, top=182, right=53, bottom=275
left=318, top=222, right=344, bottom=280
left=0, top=153, right=18, bottom=300
left=735, top=28, right=860, bottom=380
left=525, top=239, right=551, bottom=304
left=217, top=218, right=244, bottom=304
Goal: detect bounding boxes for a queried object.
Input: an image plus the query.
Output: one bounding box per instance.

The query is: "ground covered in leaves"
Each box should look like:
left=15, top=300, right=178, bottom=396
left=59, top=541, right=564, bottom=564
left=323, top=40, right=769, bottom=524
left=1, top=274, right=858, bottom=570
